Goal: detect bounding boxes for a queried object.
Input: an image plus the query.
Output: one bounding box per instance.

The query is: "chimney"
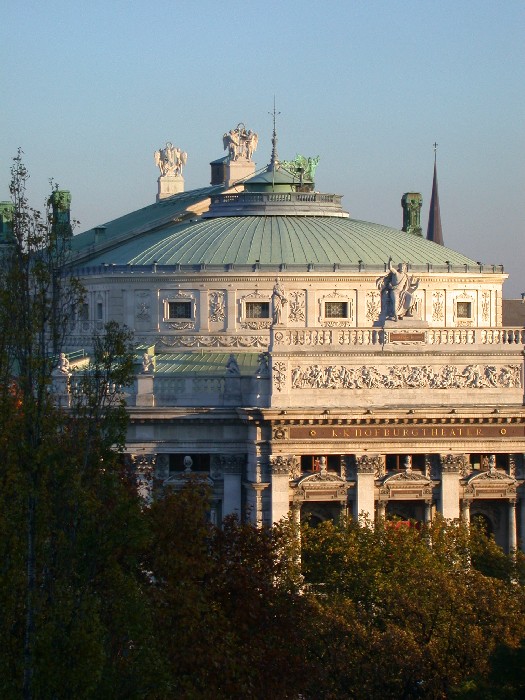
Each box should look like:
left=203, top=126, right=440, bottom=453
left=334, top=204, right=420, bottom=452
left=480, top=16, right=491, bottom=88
left=49, top=190, right=72, bottom=238
left=0, top=201, right=15, bottom=243
left=401, top=192, right=423, bottom=236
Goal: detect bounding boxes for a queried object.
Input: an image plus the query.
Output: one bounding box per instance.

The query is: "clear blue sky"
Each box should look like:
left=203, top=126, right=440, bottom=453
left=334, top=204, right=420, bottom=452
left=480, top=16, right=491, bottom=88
left=2, top=0, right=524, bottom=295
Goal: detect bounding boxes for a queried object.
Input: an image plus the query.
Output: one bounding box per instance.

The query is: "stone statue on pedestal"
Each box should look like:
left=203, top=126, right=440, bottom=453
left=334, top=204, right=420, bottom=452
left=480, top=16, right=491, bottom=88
left=154, top=142, right=187, bottom=177
left=223, top=124, right=258, bottom=161
left=376, top=258, right=419, bottom=321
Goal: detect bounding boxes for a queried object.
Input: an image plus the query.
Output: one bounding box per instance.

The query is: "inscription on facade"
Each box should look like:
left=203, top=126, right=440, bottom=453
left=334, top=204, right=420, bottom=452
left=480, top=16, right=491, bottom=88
left=288, top=425, right=525, bottom=440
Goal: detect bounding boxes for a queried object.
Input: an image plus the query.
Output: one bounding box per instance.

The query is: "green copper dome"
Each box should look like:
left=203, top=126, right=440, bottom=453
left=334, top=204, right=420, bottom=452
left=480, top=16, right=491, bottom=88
left=81, top=213, right=476, bottom=268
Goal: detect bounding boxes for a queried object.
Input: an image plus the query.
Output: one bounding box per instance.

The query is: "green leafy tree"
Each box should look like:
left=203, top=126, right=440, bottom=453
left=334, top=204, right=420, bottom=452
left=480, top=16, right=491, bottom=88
left=0, top=154, right=164, bottom=700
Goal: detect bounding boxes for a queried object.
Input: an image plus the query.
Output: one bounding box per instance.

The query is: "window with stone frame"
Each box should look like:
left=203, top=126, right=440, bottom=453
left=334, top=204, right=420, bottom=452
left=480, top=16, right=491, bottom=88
left=325, top=301, right=348, bottom=318
left=167, top=301, right=192, bottom=319
left=456, top=301, right=472, bottom=319
left=245, top=301, right=270, bottom=319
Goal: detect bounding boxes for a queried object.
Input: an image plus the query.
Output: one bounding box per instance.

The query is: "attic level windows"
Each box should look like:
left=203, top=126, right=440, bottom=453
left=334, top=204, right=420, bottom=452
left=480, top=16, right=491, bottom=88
left=246, top=301, right=270, bottom=319
left=325, top=301, right=348, bottom=318
left=456, top=302, right=472, bottom=319
left=168, top=301, right=192, bottom=319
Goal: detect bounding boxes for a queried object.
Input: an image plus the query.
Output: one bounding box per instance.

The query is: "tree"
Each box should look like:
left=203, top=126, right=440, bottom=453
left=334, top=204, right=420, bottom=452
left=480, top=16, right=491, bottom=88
left=0, top=154, right=165, bottom=699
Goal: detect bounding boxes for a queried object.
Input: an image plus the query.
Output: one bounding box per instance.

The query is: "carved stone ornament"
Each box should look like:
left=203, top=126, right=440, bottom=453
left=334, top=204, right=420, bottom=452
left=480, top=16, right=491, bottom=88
left=356, top=454, right=384, bottom=477
left=481, top=291, right=490, bottom=323
left=135, top=291, right=151, bottom=321
left=272, top=362, right=287, bottom=392
left=290, top=364, right=521, bottom=390
left=154, top=142, right=187, bottom=176
left=294, top=472, right=348, bottom=502
left=223, top=455, right=245, bottom=474
left=366, top=291, right=381, bottom=322
left=273, top=427, right=288, bottom=440
left=432, top=291, right=445, bottom=322
left=167, top=321, right=195, bottom=331
left=159, top=334, right=267, bottom=349
left=223, top=124, right=258, bottom=161
left=240, top=320, right=272, bottom=330
left=209, top=291, right=226, bottom=322
left=440, top=454, right=468, bottom=473
left=270, top=455, right=299, bottom=478
left=288, top=290, right=306, bottom=322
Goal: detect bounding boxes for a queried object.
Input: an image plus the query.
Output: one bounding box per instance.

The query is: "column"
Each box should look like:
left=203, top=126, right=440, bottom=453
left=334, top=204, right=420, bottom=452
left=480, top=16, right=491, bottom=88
left=252, top=483, right=270, bottom=527
left=222, top=456, right=244, bottom=518
left=354, top=455, right=377, bottom=524
left=460, top=499, right=471, bottom=525
left=424, top=500, right=433, bottom=525
left=520, top=497, right=525, bottom=553
left=508, top=499, right=517, bottom=553
left=439, top=455, right=461, bottom=520
left=376, top=501, right=387, bottom=522
left=270, top=455, right=292, bottom=524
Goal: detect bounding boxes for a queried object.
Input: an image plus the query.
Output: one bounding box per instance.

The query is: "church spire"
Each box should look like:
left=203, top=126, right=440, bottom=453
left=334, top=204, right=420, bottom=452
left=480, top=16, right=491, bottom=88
left=426, top=143, right=444, bottom=246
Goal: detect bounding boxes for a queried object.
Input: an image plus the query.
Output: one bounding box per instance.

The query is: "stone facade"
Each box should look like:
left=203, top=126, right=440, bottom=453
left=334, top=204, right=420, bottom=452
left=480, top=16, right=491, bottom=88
left=65, top=135, right=525, bottom=553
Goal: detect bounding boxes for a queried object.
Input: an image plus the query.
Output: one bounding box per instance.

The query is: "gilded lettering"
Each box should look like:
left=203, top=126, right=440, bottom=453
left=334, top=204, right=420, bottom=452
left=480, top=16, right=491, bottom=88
left=332, top=429, right=339, bottom=438
left=476, top=428, right=482, bottom=436
left=403, top=429, right=409, bottom=437
left=364, top=429, right=372, bottom=437
left=450, top=429, right=456, bottom=437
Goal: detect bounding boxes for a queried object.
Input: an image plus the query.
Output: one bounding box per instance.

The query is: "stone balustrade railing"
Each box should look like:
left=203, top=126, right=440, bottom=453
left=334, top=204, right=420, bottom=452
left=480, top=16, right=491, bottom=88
left=272, top=327, right=525, bottom=348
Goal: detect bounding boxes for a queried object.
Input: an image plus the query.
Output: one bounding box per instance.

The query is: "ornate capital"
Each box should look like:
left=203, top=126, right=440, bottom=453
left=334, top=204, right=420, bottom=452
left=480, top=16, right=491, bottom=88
left=356, top=454, right=383, bottom=477
left=270, top=454, right=299, bottom=478
left=440, top=454, right=466, bottom=473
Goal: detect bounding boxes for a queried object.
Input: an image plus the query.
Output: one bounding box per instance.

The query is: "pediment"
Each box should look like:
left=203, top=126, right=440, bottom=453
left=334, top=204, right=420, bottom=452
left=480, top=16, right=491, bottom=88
left=297, top=472, right=346, bottom=486
left=382, top=470, right=431, bottom=484
left=466, top=469, right=515, bottom=484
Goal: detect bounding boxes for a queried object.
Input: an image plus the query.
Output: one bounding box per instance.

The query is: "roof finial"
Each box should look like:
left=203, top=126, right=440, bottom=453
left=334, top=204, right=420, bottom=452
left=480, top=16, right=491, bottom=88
left=268, top=96, right=281, bottom=172
left=433, top=141, right=438, bottom=164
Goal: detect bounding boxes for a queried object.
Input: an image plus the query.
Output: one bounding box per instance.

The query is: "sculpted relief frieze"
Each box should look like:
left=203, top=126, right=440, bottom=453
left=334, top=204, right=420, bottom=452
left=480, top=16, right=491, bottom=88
left=290, top=364, right=521, bottom=390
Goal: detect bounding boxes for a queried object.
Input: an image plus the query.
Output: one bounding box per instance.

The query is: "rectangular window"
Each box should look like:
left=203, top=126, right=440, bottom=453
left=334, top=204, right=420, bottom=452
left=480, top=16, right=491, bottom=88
left=246, top=301, right=270, bottom=318
left=168, top=301, right=192, bottom=319
left=325, top=301, right=348, bottom=318
left=96, top=302, right=103, bottom=320
left=80, top=303, right=89, bottom=321
left=457, top=302, right=472, bottom=318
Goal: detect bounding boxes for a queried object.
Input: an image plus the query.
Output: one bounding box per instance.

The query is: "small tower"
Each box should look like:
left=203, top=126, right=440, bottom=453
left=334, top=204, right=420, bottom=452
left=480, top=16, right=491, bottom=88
left=401, top=192, right=423, bottom=236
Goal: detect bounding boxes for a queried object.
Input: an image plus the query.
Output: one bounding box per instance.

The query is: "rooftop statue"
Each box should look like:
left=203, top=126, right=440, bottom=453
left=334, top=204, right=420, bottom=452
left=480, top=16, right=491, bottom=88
left=280, top=154, right=320, bottom=182
left=154, top=142, right=188, bottom=177
left=376, top=258, right=419, bottom=322
left=223, top=124, right=258, bottom=161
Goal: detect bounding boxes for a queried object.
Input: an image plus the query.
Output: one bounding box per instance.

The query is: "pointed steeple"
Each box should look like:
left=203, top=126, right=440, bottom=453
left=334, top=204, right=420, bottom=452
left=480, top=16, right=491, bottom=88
left=427, top=143, right=444, bottom=246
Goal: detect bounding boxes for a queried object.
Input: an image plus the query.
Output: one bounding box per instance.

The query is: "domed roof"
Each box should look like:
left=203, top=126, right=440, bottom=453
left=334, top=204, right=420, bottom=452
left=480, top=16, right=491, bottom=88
left=82, top=213, right=476, bottom=269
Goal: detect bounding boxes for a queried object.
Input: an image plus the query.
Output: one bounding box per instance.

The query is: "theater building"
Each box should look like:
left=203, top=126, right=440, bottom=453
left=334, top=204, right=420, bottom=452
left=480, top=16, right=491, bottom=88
left=60, top=124, right=525, bottom=551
